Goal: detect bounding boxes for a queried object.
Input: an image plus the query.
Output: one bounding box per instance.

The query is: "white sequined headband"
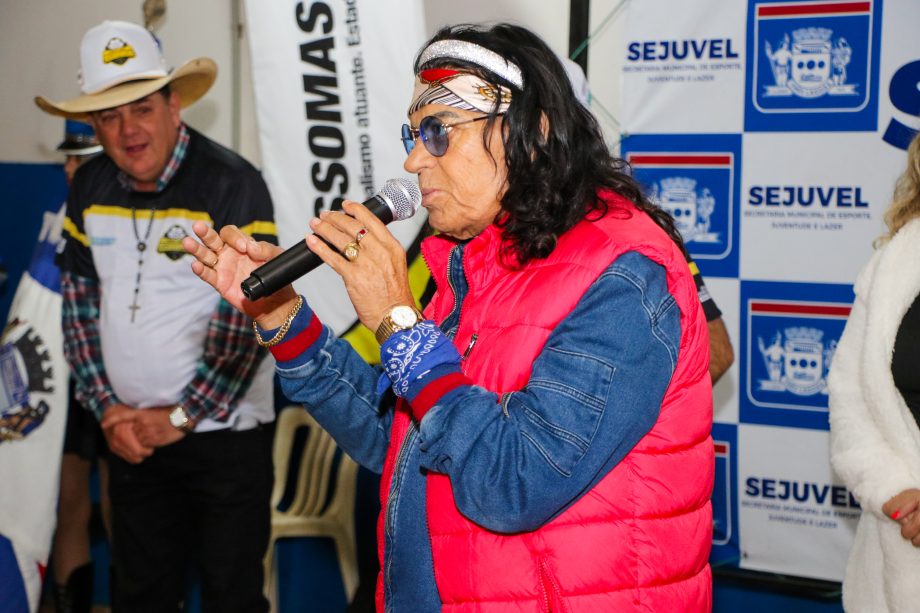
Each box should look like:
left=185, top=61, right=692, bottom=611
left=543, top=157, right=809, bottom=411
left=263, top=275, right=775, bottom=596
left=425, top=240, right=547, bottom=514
left=417, top=40, right=524, bottom=89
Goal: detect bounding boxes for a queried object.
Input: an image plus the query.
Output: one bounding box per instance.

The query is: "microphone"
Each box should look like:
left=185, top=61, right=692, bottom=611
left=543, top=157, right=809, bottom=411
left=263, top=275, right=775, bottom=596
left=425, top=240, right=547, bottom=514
left=240, top=178, right=422, bottom=300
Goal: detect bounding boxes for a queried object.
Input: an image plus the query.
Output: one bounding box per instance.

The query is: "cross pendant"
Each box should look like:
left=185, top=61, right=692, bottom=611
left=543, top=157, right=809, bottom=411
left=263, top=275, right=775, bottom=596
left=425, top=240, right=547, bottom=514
left=129, top=301, right=141, bottom=323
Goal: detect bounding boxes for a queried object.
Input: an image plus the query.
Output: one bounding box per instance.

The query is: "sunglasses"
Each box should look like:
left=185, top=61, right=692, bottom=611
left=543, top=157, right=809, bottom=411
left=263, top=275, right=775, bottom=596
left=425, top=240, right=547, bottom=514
left=401, top=114, right=497, bottom=157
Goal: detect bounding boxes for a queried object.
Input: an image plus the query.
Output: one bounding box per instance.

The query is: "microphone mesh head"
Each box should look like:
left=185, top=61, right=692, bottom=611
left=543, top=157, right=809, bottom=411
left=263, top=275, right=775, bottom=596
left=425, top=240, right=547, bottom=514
left=380, top=178, right=422, bottom=221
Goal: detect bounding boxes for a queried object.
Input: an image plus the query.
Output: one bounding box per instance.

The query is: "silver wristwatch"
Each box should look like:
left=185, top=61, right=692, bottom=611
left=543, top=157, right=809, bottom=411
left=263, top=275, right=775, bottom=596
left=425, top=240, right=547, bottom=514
left=168, top=405, right=194, bottom=433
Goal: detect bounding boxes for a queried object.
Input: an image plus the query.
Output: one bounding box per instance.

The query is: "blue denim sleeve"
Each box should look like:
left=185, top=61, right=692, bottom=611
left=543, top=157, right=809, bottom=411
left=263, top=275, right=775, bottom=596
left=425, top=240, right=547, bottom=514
left=416, top=251, right=681, bottom=533
left=275, top=330, right=393, bottom=473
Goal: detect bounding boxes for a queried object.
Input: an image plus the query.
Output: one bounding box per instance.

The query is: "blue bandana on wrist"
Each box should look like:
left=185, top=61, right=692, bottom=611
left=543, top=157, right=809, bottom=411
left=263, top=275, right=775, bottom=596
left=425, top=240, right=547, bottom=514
left=376, top=321, right=462, bottom=397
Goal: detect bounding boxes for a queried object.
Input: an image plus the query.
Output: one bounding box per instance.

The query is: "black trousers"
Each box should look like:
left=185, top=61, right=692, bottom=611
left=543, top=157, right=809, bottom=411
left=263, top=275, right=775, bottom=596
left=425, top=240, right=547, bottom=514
left=107, top=424, right=274, bottom=613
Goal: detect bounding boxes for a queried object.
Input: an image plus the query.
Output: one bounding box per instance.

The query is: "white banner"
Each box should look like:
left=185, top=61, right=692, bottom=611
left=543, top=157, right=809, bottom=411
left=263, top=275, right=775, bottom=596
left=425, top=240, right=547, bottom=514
left=0, top=206, right=69, bottom=612
left=244, top=0, right=428, bottom=334
left=738, top=424, right=858, bottom=581
left=619, top=0, right=920, bottom=582
left=620, top=0, right=747, bottom=135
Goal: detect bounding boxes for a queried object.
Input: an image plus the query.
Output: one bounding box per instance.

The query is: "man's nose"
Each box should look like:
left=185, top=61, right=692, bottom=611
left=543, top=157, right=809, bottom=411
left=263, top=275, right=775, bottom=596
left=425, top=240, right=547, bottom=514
left=120, top=113, right=140, bottom=137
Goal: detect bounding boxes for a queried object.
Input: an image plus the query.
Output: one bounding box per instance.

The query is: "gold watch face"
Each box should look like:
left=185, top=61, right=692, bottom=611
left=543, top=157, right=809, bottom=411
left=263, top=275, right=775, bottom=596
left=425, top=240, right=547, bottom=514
left=390, top=305, right=419, bottom=328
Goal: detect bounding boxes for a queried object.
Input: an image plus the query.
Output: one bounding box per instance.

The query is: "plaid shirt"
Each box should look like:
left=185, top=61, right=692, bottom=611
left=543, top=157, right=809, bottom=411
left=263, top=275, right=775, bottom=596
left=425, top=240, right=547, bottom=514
left=62, top=271, right=266, bottom=422
left=63, top=124, right=267, bottom=423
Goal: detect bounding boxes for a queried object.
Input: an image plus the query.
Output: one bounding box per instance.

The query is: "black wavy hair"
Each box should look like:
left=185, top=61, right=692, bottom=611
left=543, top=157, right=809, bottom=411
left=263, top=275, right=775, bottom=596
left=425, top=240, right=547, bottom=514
left=415, top=23, right=687, bottom=265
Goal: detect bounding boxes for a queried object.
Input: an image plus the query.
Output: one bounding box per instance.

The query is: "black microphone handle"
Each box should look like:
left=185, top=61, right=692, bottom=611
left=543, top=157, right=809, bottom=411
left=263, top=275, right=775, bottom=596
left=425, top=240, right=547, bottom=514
left=240, top=194, right=394, bottom=301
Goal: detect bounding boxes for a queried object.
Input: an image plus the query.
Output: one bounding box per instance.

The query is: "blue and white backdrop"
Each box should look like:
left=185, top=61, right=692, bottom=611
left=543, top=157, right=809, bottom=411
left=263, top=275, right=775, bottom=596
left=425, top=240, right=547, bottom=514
left=620, top=0, right=920, bottom=581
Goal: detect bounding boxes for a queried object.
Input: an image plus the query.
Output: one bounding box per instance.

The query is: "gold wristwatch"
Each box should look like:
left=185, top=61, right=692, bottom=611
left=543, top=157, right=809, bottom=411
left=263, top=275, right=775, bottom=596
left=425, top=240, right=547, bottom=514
left=375, top=305, right=424, bottom=344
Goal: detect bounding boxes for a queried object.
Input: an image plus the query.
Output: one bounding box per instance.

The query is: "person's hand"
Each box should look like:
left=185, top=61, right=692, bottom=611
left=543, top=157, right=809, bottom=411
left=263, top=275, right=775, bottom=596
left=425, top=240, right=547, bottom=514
left=100, top=404, right=154, bottom=464
left=104, top=406, right=186, bottom=448
left=883, top=488, right=920, bottom=546
left=306, top=200, right=415, bottom=331
left=130, top=407, right=186, bottom=447
left=182, top=222, right=298, bottom=327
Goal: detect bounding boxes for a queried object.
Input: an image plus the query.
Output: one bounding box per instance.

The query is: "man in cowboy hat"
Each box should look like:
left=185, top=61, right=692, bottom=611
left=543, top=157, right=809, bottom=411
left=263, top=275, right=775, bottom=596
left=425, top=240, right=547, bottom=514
left=37, top=20, right=277, bottom=612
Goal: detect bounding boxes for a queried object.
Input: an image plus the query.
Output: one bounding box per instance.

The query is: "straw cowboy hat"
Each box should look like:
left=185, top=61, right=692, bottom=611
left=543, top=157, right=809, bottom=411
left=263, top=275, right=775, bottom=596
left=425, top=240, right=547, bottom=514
left=35, top=20, right=216, bottom=120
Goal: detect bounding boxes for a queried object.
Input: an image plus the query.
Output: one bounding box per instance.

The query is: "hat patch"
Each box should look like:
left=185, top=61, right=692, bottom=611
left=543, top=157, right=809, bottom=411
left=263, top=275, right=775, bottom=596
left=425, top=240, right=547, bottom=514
left=102, top=38, right=136, bottom=65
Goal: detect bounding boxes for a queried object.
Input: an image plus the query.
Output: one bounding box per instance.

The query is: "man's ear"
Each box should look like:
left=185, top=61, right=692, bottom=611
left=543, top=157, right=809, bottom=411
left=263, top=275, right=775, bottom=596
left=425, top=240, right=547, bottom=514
left=168, top=91, right=182, bottom=127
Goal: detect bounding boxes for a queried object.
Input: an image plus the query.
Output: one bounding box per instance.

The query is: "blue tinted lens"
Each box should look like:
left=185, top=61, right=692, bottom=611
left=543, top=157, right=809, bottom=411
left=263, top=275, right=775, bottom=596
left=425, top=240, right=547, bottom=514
left=402, top=116, right=450, bottom=157
left=401, top=124, right=415, bottom=155
left=419, top=115, right=449, bottom=157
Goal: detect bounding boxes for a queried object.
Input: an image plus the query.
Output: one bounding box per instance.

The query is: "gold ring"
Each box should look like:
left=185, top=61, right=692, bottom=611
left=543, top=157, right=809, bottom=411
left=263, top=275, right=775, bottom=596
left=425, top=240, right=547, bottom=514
left=204, top=254, right=219, bottom=269
left=343, top=241, right=360, bottom=262
left=355, top=228, right=368, bottom=243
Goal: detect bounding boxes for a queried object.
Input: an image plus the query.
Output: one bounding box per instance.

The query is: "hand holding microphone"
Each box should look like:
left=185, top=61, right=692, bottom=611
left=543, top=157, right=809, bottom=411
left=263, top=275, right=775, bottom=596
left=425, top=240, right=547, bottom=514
left=183, top=178, right=422, bottom=330
left=241, top=178, right=421, bottom=300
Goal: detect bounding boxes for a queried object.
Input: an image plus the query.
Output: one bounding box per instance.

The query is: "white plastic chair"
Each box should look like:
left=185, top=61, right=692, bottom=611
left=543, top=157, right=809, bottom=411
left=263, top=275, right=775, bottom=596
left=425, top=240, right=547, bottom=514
left=264, top=406, right=359, bottom=611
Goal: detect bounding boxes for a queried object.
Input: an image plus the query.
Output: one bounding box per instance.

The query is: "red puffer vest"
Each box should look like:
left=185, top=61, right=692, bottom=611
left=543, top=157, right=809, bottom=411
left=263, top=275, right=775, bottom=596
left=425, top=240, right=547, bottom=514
left=377, top=194, right=713, bottom=612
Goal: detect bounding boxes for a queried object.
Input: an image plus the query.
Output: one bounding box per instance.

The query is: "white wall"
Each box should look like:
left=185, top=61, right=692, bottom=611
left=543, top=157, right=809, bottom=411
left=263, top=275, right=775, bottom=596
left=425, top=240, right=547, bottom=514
left=424, top=0, right=570, bottom=54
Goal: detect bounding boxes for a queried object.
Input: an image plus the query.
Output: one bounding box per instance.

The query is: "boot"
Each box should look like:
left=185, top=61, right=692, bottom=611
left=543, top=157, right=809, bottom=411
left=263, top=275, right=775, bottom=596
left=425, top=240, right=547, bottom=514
left=55, top=561, right=93, bottom=613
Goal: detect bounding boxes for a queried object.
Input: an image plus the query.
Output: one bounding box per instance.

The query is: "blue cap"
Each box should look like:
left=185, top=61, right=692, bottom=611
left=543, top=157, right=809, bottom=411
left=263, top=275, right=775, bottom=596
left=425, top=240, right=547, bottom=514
left=57, top=119, right=103, bottom=156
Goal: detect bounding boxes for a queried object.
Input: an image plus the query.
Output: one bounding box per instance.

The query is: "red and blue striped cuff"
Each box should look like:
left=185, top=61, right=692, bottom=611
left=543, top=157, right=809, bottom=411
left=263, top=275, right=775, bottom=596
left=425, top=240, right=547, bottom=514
left=406, top=367, right=472, bottom=421
left=263, top=301, right=328, bottom=368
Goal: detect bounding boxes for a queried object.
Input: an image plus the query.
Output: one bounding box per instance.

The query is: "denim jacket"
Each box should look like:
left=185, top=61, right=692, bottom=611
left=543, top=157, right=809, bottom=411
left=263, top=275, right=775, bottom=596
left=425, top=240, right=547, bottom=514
left=275, top=248, right=680, bottom=611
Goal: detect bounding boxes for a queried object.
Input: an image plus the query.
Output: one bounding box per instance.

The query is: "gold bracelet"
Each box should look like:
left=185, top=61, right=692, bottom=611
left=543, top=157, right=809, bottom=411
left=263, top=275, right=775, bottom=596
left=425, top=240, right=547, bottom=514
left=252, top=295, right=304, bottom=348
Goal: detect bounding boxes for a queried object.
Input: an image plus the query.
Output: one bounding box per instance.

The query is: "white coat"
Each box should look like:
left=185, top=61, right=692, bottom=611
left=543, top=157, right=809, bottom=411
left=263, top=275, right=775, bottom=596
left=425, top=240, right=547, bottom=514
left=829, top=218, right=920, bottom=612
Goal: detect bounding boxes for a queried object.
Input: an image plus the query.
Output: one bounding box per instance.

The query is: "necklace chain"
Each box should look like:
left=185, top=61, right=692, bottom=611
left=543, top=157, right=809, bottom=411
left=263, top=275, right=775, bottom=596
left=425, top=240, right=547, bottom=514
left=129, top=205, right=157, bottom=323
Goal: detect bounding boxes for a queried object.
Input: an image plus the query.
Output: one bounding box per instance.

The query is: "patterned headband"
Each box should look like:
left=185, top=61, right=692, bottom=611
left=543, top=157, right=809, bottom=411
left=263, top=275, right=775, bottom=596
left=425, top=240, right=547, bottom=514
left=409, top=68, right=513, bottom=115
